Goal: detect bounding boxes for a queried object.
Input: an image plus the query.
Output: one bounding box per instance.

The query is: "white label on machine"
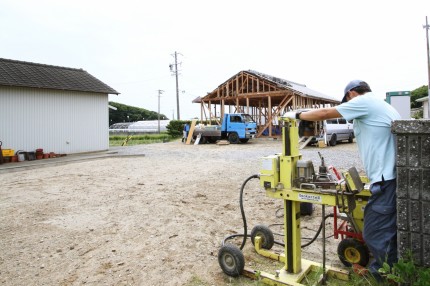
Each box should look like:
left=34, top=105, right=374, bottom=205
left=298, top=193, right=322, bottom=203
left=262, top=159, right=273, bottom=171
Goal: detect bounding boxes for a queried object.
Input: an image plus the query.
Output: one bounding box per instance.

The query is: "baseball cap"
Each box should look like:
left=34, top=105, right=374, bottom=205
left=342, top=80, right=371, bottom=103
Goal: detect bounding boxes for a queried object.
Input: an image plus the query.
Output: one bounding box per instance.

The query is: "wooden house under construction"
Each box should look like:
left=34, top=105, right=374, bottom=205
left=193, top=70, right=340, bottom=138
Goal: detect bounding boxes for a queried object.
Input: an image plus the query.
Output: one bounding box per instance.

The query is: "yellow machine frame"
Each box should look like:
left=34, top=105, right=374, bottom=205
left=245, top=118, right=367, bottom=285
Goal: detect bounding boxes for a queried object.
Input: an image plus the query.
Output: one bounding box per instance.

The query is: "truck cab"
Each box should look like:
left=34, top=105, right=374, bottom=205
left=221, top=113, right=257, bottom=143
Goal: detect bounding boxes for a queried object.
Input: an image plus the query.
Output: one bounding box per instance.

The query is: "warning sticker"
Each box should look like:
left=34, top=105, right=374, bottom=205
left=298, top=193, right=322, bottom=203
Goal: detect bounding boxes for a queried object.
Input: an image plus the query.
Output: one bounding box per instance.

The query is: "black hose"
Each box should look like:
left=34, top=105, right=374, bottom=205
left=239, top=174, right=260, bottom=250
left=221, top=174, right=335, bottom=250
left=221, top=174, right=259, bottom=249
left=301, top=213, right=334, bottom=248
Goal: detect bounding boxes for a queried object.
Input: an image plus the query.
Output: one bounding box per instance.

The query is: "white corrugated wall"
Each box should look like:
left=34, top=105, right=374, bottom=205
left=0, top=87, right=109, bottom=154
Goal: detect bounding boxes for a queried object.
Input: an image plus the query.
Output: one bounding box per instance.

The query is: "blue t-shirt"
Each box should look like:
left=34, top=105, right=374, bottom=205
left=335, top=93, right=401, bottom=184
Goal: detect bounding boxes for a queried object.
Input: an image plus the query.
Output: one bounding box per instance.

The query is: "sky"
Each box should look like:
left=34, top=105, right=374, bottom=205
left=1, top=0, right=429, bottom=120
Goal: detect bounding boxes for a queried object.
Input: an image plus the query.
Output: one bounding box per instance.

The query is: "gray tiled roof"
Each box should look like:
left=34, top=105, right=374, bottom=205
left=247, top=70, right=339, bottom=103
left=0, top=58, right=119, bottom=94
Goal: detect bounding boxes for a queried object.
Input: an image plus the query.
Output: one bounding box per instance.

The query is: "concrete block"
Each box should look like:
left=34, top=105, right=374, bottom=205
left=397, top=199, right=408, bottom=231
left=396, top=167, right=408, bottom=199
left=408, top=168, right=421, bottom=200
left=392, top=119, right=430, bottom=266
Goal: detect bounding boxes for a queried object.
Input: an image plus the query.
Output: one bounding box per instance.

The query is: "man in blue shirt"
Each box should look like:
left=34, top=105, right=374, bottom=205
left=284, top=80, right=401, bottom=280
left=182, top=123, right=190, bottom=143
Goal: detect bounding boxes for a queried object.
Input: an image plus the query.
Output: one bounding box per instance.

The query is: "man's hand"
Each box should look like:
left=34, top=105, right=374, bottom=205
left=282, top=111, right=299, bottom=120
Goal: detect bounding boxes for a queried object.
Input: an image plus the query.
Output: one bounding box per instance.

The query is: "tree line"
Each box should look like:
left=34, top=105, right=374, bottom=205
left=109, top=101, right=168, bottom=126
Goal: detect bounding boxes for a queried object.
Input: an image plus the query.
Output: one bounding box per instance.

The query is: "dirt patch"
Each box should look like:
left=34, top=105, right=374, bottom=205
left=0, top=139, right=363, bottom=285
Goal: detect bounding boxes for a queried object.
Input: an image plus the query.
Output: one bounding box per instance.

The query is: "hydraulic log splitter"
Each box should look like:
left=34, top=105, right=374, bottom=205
left=218, top=117, right=371, bottom=285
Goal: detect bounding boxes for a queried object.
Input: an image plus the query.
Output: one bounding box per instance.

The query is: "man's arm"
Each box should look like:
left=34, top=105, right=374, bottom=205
left=299, top=107, right=342, bottom=121
left=283, top=107, right=342, bottom=121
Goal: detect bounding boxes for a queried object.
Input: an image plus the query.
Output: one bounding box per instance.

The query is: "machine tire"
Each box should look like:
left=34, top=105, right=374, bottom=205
left=199, top=136, right=207, bottom=144
left=250, top=225, right=275, bottom=250
left=329, top=133, right=337, bottom=146
left=218, top=244, right=245, bottom=277
left=348, top=133, right=354, bottom=143
left=239, top=138, right=249, bottom=143
left=337, top=238, right=369, bottom=267
left=228, top=133, right=240, bottom=144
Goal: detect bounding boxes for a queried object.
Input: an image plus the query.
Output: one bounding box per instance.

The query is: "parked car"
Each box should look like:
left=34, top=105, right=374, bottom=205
left=296, top=109, right=354, bottom=146
left=323, top=117, right=354, bottom=146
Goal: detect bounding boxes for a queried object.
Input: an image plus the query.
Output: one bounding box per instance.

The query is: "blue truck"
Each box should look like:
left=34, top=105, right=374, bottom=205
left=192, top=113, right=257, bottom=144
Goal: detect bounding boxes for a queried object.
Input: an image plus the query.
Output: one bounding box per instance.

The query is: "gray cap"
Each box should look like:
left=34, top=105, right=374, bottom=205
left=342, top=80, right=371, bottom=103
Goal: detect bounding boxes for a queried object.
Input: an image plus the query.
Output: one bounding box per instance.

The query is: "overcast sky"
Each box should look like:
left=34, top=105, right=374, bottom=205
left=1, top=0, right=429, bottom=119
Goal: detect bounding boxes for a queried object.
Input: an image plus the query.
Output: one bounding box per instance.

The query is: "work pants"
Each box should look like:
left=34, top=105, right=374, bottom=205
left=363, top=179, right=398, bottom=280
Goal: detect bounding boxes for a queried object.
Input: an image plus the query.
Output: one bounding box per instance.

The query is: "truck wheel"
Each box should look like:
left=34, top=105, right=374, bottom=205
left=228, top=133, right=240, bottom=144
left=239, top=139, right=249, bottom=143
left=337, top=238, right=369, bottom=267
left=329, top=134, right=337, bottom=146
left=199, top=136, right=207, bottom=144
left=218, top=244, right=244, bottom=277
left=250, top=225, right=274, bottom=250
left=348, top=133, right=354, bottom=143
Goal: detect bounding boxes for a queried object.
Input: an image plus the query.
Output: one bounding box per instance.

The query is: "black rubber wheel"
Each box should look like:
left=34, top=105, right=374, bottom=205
left=348, top=133, right=354, bottom=143
left=218, top=244, right=245, bottom=277
left=250, top=225, right=275, bottom=250
left=337, top=238, right=369, bottom=267
left=228, top=133, right=240, bottom=144
left=329, top=133, right=337, bottom=146
left=239, top=138, right=249, bottom=143
left=199, top=136, right=207, bottom=144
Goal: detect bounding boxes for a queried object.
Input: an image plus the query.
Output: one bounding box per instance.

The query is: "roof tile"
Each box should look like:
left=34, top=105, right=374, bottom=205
left=0, top=58, right=119, bottom=94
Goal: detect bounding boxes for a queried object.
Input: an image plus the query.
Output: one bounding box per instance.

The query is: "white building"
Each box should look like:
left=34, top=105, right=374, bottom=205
left=416, top=97, right=429, bottom=119
left=0, top=58, right=119, bottom=154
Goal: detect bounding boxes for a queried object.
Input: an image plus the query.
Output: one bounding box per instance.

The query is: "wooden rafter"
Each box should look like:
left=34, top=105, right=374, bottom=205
left=198, top=70, right=339, bottom=138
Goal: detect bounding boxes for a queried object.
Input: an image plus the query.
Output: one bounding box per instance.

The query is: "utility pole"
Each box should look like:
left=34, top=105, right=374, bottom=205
left=157, top=89, right=164, bottom=133
left=424, top=16, right=430, bottom=118
left=170, top=51, right=182, bottom=120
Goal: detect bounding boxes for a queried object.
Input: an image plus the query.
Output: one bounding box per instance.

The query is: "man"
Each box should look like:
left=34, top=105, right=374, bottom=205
left=283, top=80, right=401, bottom=280
left=182, top=123, right=190, bottom=143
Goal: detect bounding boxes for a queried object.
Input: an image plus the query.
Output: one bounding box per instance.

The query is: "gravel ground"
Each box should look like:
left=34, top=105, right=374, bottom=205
left=0, top=138, right=365, bottom=286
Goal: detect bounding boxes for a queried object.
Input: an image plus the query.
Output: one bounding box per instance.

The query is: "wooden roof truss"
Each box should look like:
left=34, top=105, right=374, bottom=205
left=198, top=71, right=336, bottom=138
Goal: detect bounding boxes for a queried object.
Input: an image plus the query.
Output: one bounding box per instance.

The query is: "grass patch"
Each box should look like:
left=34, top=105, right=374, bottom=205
left=109, top=133, right=179, bottom=146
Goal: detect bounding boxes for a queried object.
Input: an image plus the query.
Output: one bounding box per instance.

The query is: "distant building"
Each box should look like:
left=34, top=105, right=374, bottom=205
left=0, top=58, right=119, bottom=154
left=416, top=97, right=429, bottom=119
left=109, top=120, right=170, bottom=134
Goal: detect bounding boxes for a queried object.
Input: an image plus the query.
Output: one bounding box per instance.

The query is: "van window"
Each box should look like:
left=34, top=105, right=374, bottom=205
left=327, top=119, right=338, bottom=124
left=338, top=118, right=347, bottom=124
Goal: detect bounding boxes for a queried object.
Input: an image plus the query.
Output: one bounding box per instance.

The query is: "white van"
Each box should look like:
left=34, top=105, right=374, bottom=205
left=323, top=118, right=354, bottom=146
left=297, top=109, right=354, bottom=146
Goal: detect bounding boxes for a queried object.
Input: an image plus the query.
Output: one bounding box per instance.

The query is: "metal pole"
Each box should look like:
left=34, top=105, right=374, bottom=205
left=157, top=90, right=164, bottom=134
left=424, top=16, right=430, bottom=118
left=175, top=51, right=180, bottom=120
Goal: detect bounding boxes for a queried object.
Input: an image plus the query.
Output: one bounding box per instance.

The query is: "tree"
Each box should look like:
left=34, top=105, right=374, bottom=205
left=109, top=101, right=168, bottom=125
left=411, top=85, right=428, bottom=108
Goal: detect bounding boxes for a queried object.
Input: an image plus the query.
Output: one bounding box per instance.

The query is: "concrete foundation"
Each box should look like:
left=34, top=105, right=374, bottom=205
left=392, top=120, right=430, bottom=266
